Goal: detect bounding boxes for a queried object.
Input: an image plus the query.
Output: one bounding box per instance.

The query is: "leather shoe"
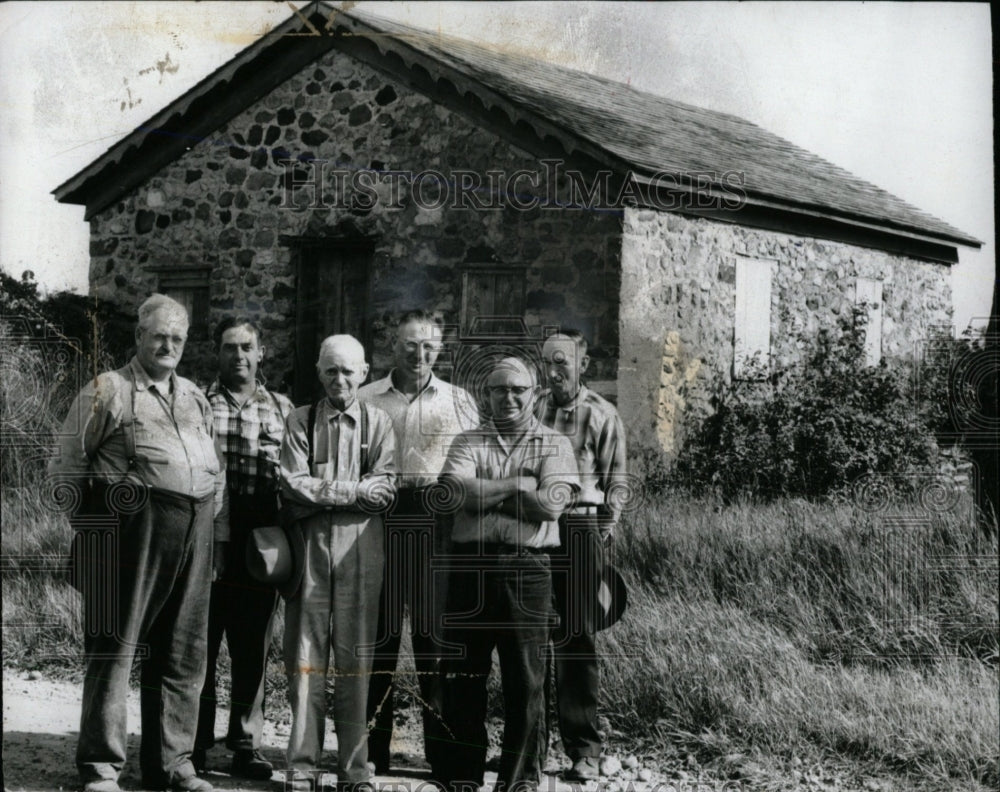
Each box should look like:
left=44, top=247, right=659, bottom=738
left=82, top=781, right=122, bottom=792
left=141, top=774, right=214, bottom=792
left=230, top=748, right=273, bottom=780
left=286, top=772, right=317, bottom=792
left=564, top=757, right=600, bottom=782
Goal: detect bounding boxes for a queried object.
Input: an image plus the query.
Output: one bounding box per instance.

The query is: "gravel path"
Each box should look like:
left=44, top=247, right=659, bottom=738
left=3, top=668, right=932, bottom=792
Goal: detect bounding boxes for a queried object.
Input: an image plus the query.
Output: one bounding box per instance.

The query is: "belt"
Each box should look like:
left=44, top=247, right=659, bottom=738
left=452, top=541, right=555, bottom=556
left=567, top=505, right=600, bottom=515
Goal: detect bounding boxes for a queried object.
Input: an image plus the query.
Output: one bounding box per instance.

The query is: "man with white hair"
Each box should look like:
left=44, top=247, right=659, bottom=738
left=278, top=334, right=396, bottom=792
left=51, top=293, right=227, bottom=792
left=435, top=355, right=580, bottom=792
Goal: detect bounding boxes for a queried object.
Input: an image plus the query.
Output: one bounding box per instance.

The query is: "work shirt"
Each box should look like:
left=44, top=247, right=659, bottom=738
left=440, top=418, right=579, bottom=548
left=279, top=397, right=396, bottom=510
left=206, top=380, right=293, bottom=496
left=51, top=356, right=228, bottom=537
left=535, top=385, right=627, bottom=526
left=358, top=371, right=479, bottom=488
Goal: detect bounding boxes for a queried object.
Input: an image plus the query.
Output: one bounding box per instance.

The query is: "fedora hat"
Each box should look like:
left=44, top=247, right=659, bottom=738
left=594, top=563, right=628, bottom=631
left=246, top=523, right=305, bottom=598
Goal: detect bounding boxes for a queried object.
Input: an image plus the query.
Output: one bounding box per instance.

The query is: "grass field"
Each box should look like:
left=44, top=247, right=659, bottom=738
left=3, top=481, right=997, bottom=790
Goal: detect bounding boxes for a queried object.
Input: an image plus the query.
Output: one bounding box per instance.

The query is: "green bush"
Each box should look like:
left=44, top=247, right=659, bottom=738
left=675, top=308, right=940, bottom=500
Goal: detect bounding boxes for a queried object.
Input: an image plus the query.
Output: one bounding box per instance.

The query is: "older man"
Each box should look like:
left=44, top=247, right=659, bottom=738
left=279, top=335, right=396, bottom=792
left=436, top=356, right=579, bottom=792
left=194, top=317, right=293, bottom=779
left=51, top=294, right=226, bottom=792
left=538, top=331, right=627, bottom=781
left=360, top=310, right=478, bottom=775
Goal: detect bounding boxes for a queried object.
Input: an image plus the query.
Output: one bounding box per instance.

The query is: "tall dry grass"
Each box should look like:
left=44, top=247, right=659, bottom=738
left=597, top=496, right=998, bottom=787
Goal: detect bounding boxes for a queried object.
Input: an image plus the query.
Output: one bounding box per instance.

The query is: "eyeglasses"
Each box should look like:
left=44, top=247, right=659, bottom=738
left=488, top=386, right=532, bottom=397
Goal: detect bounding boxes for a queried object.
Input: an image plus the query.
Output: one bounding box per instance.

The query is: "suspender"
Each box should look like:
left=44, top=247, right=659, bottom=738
left=307, top=400, right=369, bottom=475
left=306, top=401, right=318, bottom=470
left=120, top=369, right=139, bottom=472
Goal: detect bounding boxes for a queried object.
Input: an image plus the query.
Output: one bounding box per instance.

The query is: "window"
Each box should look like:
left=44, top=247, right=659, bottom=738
left=855, top=277, right=883, bottom=366
left=733, top=256, right=772, bottom=378
left=460, top=264, right=526, bottom=338
left=152, top=266, right=210, bottom=339
left=293, top=241, right=373, bottom=403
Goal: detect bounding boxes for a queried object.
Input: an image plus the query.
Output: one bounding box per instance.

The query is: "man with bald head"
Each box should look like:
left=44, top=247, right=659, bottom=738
left=278, top=335, right=396, bottom=792
left=435, top=356, right=580, bottom=792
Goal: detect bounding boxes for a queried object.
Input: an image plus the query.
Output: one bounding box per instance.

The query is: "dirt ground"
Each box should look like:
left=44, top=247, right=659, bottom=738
left=2, top=668, right=574, bottom=792
left=3, top=667, right=945, bottom=792
left=2, top=667, right=449, bottom=792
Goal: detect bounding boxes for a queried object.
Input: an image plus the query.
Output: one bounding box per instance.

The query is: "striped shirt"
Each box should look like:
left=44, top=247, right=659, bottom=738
left=440, top=419, right=579, bottom=548
left=535, top=385, right=627, bottom=525
left=206, top=380, right=294, bottom=496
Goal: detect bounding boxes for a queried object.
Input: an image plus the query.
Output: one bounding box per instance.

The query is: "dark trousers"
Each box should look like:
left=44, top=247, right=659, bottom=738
left=366, top=489, right=449, bottom=772
left=75, top=485, right=213, bottom=785
left=547, top=515, right=604, bottom=760
left=196, top=491, right=280, bottom=753
left=438, top=546, right=555, bottom=792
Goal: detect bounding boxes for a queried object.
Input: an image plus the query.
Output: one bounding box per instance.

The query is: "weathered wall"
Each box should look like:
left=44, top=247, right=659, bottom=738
left=618, top=207, right=953, bottom=456
left=86, top=49, right=622, bottom=393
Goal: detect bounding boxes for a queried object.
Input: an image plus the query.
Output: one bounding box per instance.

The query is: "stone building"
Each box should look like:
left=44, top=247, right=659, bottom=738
left=53, top=2, right=980, bottom=457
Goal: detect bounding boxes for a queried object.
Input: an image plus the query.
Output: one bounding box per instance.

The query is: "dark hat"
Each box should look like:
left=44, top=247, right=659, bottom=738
left=594, top=563, right=628, bottom=631
left=245, top=523, right=305, bottom=598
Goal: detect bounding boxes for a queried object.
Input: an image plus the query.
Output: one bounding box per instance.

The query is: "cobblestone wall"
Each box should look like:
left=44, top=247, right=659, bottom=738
left=83, top=48, right=953, bottom=459
left=86, top=49, right=622, bottom=390
left=618, top=207, right=953, bottom=456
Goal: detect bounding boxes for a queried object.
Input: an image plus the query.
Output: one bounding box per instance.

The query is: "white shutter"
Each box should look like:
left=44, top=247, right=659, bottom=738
left=855, top=277, right=883, bottom=366
left=734, top=256, right=772, bottom=378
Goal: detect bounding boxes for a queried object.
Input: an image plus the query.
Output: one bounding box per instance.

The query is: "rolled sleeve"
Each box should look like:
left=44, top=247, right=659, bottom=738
left=439, top=432, right=478, bottom=481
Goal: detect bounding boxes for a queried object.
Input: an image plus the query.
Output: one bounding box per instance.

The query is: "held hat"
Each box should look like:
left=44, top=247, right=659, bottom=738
left=594, top=563, right=628, bottom=631
left=245, top=523, right=305, bottom=598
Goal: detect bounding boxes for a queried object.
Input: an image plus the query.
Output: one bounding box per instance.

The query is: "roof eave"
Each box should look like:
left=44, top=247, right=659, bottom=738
left=631, top=173, right=980, bottom=263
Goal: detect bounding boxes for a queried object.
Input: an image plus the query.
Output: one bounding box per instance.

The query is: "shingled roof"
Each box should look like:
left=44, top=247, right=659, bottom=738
left=54, top=1, right=980, bottom=256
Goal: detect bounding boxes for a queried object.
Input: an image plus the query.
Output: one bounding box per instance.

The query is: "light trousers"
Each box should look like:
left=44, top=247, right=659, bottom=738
left=283, top=510, right=384, bottom=783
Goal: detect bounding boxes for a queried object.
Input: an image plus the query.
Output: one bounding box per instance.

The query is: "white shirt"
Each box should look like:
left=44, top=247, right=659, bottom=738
left=359, top=371, right=479, bottom=488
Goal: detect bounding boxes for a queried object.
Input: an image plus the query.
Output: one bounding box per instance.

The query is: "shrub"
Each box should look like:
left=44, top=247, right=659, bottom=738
left=674, top=308, right=940, bottom=501
left=1, top=270, right=134, bottom=487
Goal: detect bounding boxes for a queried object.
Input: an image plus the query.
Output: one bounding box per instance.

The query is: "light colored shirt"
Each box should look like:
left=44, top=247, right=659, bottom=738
left=359, top=371, right=479, bottom=488
left=279, top=397, right=396, bottom=510
left=206, top=380, right=294, bottom=496
left=50, top=356, right=228, bottom=536
left=440, top=418, right=579, bottom=548
left=535, top=385, right=628, bottom=526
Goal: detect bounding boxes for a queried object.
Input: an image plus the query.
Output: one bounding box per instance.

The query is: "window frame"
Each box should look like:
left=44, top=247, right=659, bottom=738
left=148, top=265, right=211, bottom=340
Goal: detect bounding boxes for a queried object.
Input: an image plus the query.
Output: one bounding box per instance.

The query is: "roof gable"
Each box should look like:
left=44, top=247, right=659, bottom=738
left=53, top=1, right=980, bottom=258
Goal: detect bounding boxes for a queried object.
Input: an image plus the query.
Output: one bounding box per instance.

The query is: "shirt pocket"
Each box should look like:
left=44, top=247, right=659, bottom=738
left=195, top=429, right=221, bottom=475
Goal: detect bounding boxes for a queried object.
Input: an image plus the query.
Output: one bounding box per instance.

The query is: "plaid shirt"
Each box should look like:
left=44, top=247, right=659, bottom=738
left=535, top=384, right=627, bottom=526
left=206, top=380, right=294, bottom=496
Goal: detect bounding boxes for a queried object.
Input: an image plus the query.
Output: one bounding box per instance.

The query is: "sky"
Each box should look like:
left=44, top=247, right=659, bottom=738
left=0, top=1, right=993, bottom=333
